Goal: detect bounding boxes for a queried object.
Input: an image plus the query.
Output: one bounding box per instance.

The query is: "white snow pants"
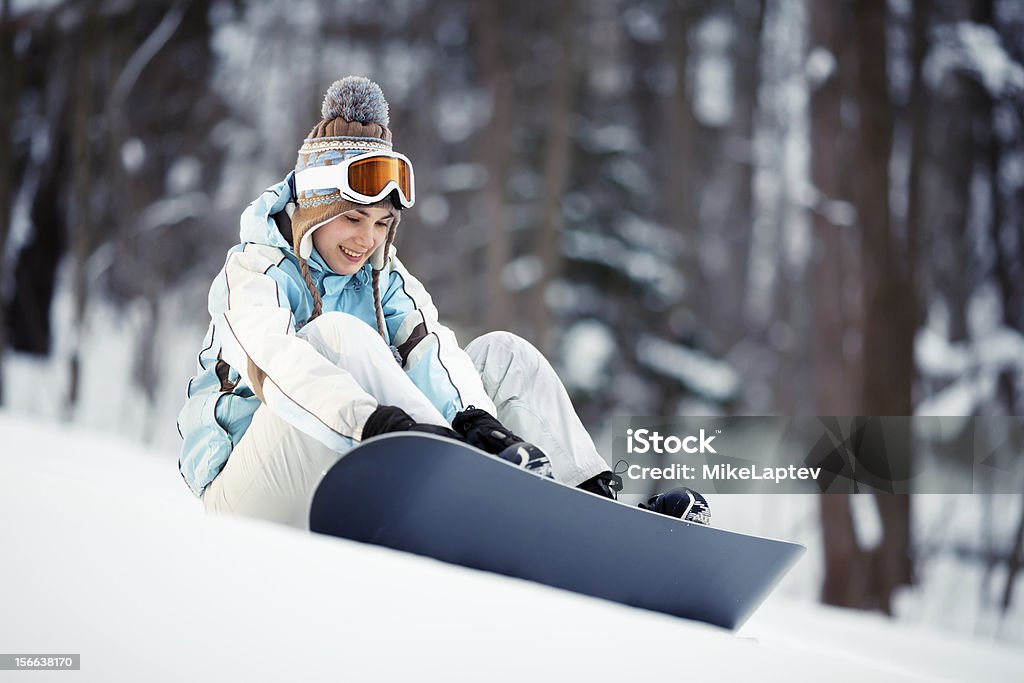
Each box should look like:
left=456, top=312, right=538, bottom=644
left=202, top=312, right=610, bottom=529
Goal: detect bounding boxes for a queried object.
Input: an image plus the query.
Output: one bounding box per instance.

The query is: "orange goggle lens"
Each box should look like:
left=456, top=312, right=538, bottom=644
left=348, top=155, right=413, bottom=202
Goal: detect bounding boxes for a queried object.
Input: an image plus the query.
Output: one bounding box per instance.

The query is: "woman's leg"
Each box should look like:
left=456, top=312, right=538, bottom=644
left=204, top=312, right=447, bottom=528
left=464, top=332, right=610, bottom=487
left=202, top=404, right=345, bottom=529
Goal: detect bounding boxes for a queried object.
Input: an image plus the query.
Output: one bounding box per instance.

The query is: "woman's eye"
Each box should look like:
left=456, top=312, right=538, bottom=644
left=346, top=215, right=359, bottom=223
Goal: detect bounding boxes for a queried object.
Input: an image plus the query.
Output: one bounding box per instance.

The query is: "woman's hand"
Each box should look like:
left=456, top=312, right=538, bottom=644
left=361, top=405, right=466, bottom=442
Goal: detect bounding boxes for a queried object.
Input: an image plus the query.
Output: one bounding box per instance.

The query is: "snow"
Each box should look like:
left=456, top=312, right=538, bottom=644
left=693, top=13, right=735, bottom=128
left=924, top=22, right=1024, bottom=98
left=579, top=123, right=640, bottom=155
left=622, top=6, right=664, bottom=44
left=562, top=230, right=685, bottom=301
left=636, top=335, right=741, bottom=401
left=3, top=411, right=1023, bottom=681
left=916, top=326, right=971, bottom=379
left=748, top=595, right=1024, bottom=682
left=914, top=335, right=1024, bottom=413
left=916, top=377, right=981, bottom=417
left=500, top=254, right=543, bottom=292
left=120, top=138, right=146, bottom=173
left=416, top=194, right=451, bottom=227
left=614, top=213, right=686, bottom=255
left=137, top=192, right=211, bottom=233
left=432, top=90, right=492, bottom=144
left=561, top=319, right=616, bottom=391
left=166, top=156, right=203, bottom=195
left=805, top=47, right=837, bottom=89
left=9, top=0, right=64, bottom=16
left=607, top=157, right=653, bottom=195
left=914, top=289, right=1024, bottom=416
left=436, top=162, right=488, bottom=192
left=2, top=273, right=207, bottom=454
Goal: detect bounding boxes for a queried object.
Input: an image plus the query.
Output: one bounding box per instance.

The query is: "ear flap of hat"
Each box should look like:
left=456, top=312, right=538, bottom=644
left=370, top=212, right=400, bottom=271
left=369, top=243, right=387, bottom=270
left=296, top=214, right=333, bottom=260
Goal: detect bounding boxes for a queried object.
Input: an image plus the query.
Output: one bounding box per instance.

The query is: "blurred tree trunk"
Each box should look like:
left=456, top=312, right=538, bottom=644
left=664, top=1, right=702, bottom=313
left=10, top=11, right=69, bottom=359
left=854, top=0, right=913, bottom=614
left=905, top=0, right=928, bottom=344
left=809, top=1, right=855, bottom=418
left=979, top=0, right=1023, bottom=414
left=917, top=6, right=982, bottom=345
left=532, top=0, right=575, bottom=354
left=67, top=2, right=101, bottom=413
left=714, top=0, right=763, bottom=351
left=973, top=0, right=1024, bottom=613
left=814, top=0, right=917, bottom=613
left=476, top=1, right=513, bottom=331
left=809, top=0, right=866, bottom=608
left=1004, top=496, right=1024, bottom=614
left=0, top=0, right=16, bottom=404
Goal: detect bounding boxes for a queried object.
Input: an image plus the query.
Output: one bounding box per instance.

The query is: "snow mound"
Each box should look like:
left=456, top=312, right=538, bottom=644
left=2, top=412, right=1021, bottom=681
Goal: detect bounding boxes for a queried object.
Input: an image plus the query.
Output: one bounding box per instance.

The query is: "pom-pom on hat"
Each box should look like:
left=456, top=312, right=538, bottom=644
left=320, top=77, right=390, bottom=125
left=290, top=76, right=406, bottom=337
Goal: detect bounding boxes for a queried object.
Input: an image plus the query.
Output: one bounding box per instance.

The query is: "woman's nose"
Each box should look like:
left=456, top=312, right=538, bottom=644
left=353, top=221, right=374, bottom=247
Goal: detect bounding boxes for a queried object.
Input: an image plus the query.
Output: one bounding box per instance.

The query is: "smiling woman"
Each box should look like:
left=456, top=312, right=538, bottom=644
left=177, top=76, right=616, bottom=529
left=312, top=207, right=395, bottom=276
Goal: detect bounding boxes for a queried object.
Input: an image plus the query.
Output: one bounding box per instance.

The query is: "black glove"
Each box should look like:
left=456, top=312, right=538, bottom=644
left=361, top=405, right=466, bottom=443
left=452, top=406, right=552, bottom=477
left=452, top=406, right=525, bottom=453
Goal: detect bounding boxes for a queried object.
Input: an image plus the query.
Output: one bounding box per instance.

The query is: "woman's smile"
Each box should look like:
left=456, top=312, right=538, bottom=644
left=340, top=245, right=368, bottom=261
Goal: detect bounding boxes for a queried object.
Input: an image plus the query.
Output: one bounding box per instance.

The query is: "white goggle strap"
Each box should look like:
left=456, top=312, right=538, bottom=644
left=294, top=165, right=348, bottom=195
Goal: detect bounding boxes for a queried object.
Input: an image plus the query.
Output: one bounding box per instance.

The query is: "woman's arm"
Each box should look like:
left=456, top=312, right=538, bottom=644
left=213, top=242, right=378, bottom=448
left=381, top=252, right=498, bottom=421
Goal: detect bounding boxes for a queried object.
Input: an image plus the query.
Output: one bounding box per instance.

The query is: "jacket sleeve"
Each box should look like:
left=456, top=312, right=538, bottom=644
left=212, top=242, right=378, bottom=449
left=382, top=254, right=497, bottom=421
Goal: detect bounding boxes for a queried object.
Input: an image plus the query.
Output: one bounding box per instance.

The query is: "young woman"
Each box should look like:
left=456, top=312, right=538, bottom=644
left=177, top=77, right=618, bottom=529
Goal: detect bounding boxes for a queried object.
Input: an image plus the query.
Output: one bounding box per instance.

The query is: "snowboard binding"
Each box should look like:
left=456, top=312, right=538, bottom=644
left=454, top=406, right=553, bottom=478
left=640, top=487, right=712, bottom=526
left=496, top=442, right=553, bottom=479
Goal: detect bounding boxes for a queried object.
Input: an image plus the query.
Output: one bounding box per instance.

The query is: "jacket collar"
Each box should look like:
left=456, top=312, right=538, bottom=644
left=240, top=173, right=371, bottom=287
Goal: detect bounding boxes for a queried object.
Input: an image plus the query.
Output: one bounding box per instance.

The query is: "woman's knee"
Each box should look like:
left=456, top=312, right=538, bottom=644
left=466, top=331, right=543, bottom=373
left=300, top=311, right=388, bottom=359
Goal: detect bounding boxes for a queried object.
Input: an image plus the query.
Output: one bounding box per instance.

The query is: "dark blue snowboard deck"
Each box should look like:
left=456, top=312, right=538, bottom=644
left=310, top=433, right=803, bottom=629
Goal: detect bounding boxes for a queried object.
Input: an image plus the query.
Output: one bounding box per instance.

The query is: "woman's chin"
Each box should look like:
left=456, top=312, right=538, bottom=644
left=327, top=257, right=362, bottom=275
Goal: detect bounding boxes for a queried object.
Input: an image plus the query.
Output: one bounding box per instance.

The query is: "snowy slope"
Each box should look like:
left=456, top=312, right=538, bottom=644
left=1, top=412, right=1021, bottom=682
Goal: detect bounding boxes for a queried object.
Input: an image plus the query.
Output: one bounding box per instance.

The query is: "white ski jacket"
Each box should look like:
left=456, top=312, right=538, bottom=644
left=177, top=175, right=495, bottom=497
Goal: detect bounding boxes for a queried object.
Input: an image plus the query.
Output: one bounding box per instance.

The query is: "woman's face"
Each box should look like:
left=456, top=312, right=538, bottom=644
left=311, top=206, right=395, bottom=275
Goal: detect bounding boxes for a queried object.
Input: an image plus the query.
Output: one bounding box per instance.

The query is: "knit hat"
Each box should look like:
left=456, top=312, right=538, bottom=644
left=291, top=76, right=406, bottom=339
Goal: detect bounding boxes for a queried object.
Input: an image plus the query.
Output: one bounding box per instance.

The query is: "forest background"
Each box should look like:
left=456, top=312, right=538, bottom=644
left=1, top=0, right=1022, bottom=643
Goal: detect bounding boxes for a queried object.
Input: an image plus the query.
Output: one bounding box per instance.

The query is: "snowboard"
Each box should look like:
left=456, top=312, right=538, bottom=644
left=309, top=433, right=804, bottom=630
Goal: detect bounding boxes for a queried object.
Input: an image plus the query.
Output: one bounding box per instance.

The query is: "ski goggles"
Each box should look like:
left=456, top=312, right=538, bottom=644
left=294, top=151, right=415, bottom=208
